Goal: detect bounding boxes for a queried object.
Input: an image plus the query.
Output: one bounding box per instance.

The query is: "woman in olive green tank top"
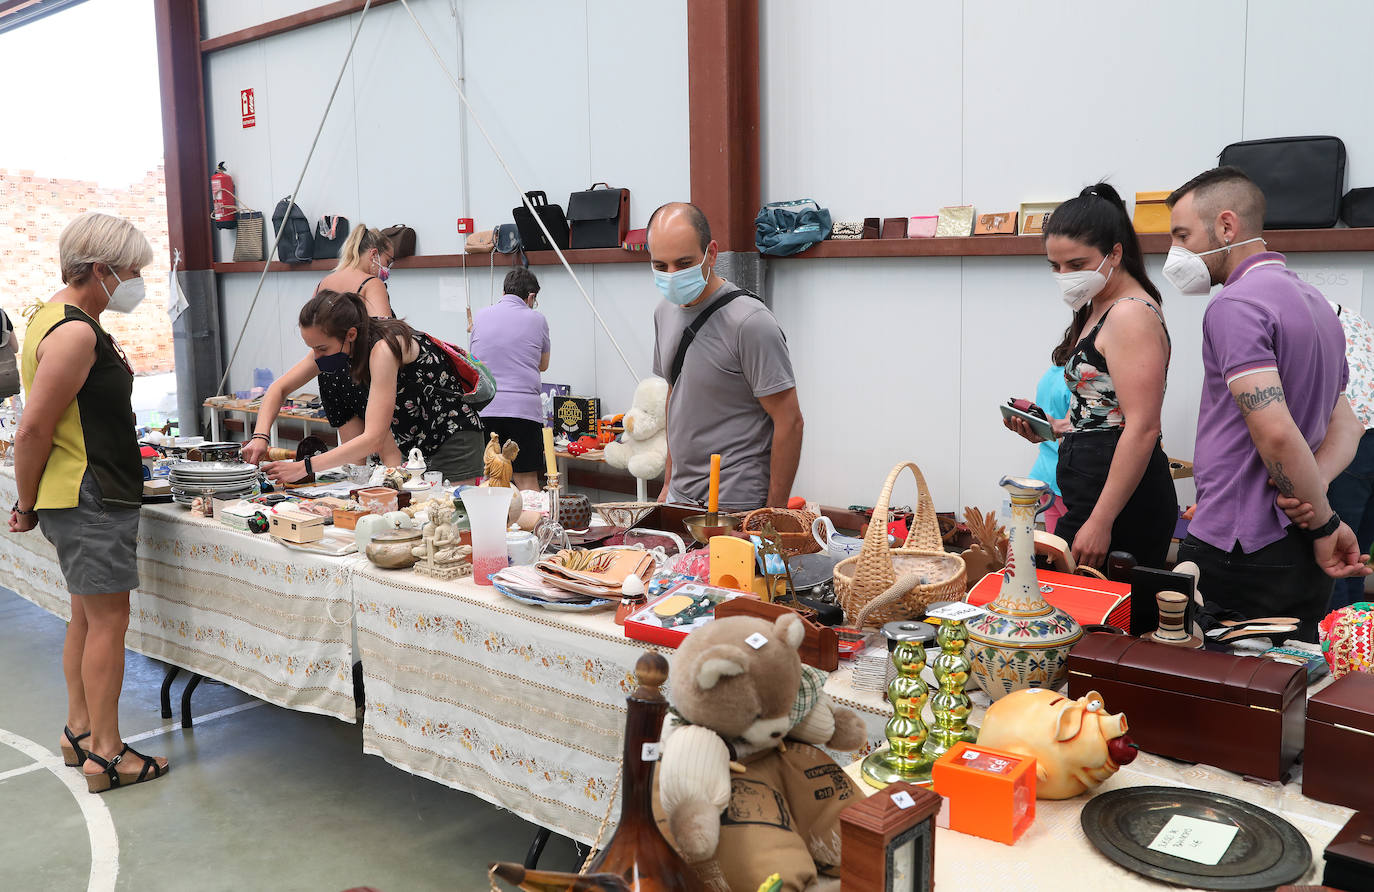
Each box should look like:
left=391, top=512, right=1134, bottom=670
left=11, top=212, right=169, bottom=793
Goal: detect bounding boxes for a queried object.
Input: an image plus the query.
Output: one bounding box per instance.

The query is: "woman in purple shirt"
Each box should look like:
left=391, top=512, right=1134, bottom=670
left=469, top=268, right=551, bottom=490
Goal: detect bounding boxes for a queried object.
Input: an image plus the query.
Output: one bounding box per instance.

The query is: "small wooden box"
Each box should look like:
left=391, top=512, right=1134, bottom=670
left=1323, top=811, right=1374, bottom=892
left=1305, top=672, right=1374, bottom=812
left=931, top=741, right=1036, bottom=845
left=269, top=509, right=325, bottom=543
left=840, top=782, right=941, bottom=891
left=1067, top=635, right=1306, bottom=782
left=1019, top=200, right=1062, bottom=235
left=1133, top=190, right=1172, bottom=233
left=332, top=507, right=372, bottom=531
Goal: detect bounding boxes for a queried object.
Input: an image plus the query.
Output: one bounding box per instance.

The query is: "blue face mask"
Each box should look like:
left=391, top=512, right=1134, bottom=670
left=315, top=351, right=350, bottom=374
left=654, top=256, right=709, bottom=306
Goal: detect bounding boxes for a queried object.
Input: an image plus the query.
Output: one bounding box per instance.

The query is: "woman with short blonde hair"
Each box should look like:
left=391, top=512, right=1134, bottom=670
left=12, top=211, right=169, bottom=792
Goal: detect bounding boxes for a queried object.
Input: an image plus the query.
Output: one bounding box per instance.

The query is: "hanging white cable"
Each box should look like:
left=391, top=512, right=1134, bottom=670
left=397, top=0, right=640, bottom=383
left=215, top=0, right=376, bottom=396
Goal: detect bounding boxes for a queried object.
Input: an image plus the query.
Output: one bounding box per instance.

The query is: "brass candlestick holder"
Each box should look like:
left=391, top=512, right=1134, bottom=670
left=862, top=624, right=934, bottom=789
left=538, top=471, right=573, bottom=555
left=921, top=616, right=979, bottom=765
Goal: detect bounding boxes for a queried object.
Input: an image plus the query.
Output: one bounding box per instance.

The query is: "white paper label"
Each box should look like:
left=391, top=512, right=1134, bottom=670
left=641, top=742, right=661, bottom=762
left=1292, top=268, right=1364, bottom=312
left=439, top=277, right=468, bottom=313
left=745, top=632, right=769, bottom=650
left=1146, top=814, right=1239, bottom=865
left=890, top=790, right=916, bottom=809
left=927, top=602, right=986, bottom=621
left=962, top=749, right=982, bottom=760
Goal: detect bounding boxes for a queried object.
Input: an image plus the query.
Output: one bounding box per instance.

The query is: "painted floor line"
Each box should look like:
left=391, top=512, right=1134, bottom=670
left=124, top=699, right=266, bottom=745
left=0, top=727, right=119, bottom=892
left=0, top=761, right=46, bottom=782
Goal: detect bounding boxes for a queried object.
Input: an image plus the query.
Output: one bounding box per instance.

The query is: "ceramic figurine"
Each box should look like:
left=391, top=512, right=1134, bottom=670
left=965, top=476, right=1083, bottom=700
left=412, top=503, right=472, bottom=580
left=975, top=687, right=1137, bottom=799
left=482, top=433, right=519, bottom=491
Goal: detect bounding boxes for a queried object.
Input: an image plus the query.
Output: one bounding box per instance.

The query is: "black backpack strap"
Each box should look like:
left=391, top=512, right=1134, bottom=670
left=668, top=289, right=750, bottom=388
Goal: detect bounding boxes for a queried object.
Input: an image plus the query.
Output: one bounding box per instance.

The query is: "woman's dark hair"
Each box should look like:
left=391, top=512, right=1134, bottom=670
left=502, top=267, right=540, bottom=298
left=1043, top=183, right=1162, bottom=366
left=299, top=289, right=415, bottom=388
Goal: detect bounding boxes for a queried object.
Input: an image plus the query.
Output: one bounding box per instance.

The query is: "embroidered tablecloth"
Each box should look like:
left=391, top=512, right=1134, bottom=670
left=0, top=469, right=358, bottom=721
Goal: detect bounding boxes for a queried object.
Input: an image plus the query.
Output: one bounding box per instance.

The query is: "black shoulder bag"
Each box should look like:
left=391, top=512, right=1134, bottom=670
left=668, top=289, right=750, bottom=388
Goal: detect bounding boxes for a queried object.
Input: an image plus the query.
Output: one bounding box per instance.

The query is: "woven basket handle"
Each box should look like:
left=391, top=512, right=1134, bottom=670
left=852, top=461, right=940, bottom=594
left=854, top=573, right=925, bottom=629
left=1074, top=565, right=1108, bottom=580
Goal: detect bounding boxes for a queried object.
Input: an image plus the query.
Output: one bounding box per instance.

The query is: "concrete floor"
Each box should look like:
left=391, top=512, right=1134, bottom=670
left=0, top=588, right=584, bottom=891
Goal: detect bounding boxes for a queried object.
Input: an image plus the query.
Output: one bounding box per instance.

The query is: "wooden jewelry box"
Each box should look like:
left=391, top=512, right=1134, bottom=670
left=1066, top=634, right=1305, bottom=782
left=1304, top=671, right=1374, bottom=812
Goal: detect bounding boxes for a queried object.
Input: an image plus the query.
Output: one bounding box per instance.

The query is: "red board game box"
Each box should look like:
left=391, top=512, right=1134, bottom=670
left=968, top=569, right=1130, bottom=630
left=623, top=583, right=747, bottom=649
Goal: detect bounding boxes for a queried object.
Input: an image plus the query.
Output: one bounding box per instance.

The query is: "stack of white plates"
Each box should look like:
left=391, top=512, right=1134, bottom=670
left=168, top=461, right=261, bottom=504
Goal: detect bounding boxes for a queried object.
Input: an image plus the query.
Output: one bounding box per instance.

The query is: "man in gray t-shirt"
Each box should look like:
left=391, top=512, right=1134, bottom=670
left=648, top=202, right=803, bottom=511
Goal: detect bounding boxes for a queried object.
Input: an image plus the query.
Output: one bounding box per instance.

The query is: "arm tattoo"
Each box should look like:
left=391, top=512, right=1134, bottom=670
left=1266, top=460, right=1296, bottom=498
left=1234, top=384, right=1286, bottom=416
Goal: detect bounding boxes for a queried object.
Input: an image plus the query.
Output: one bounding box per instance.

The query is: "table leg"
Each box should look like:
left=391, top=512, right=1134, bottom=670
left=523, top=826, right=552, bottom=869
left=159, top=665, right=181, bottom=719
left=180, top=673, right=205, bottom=728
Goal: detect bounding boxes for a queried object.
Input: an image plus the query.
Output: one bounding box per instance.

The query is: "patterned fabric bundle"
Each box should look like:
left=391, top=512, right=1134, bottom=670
left=1319, top=601, right=1373, bottom=678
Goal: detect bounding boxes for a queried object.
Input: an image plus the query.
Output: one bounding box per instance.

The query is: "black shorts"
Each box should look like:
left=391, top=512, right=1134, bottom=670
left=481, top=416, right=545, bottom=473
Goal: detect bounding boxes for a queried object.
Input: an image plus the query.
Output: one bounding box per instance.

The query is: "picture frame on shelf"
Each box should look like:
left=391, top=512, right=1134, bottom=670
left=1019, top=201, right=1062, bottom=235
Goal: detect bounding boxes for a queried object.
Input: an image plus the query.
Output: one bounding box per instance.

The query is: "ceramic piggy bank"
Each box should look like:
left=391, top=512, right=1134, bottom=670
left=975, top=688, right=1136, bottom=799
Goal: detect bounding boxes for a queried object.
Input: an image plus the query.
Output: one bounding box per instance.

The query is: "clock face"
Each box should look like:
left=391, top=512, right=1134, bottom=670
left=886, top=822, right=932, bottom=892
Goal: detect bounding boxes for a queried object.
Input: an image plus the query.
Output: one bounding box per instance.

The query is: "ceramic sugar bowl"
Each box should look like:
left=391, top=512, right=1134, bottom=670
left=965, top=476, right=1083, bottom=700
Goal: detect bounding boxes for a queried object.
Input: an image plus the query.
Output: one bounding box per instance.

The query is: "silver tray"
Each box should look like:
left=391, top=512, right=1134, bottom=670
left=1080, top=786, right=1310, bottom=889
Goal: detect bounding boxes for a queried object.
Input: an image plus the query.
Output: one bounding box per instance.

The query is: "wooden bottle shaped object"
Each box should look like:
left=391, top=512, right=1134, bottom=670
left=586, top=653, right=703, bottom=891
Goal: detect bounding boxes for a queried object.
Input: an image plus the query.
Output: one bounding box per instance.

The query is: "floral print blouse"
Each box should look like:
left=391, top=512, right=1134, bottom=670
left=1066, top=297, right=1169, bottom=432
left=1335, top=303, right=1374, bottom=429
left=391, top=335, right=484, bottom=455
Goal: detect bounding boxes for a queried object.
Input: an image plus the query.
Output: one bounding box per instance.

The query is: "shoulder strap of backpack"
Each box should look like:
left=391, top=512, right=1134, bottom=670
left=669, top=289, right=750, bottom=389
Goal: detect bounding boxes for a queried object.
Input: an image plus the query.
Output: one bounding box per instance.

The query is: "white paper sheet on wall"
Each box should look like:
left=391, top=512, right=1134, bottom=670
left=1290, top=267, right=1363, bottom=313
left=438, top=277, right=467, bottom=313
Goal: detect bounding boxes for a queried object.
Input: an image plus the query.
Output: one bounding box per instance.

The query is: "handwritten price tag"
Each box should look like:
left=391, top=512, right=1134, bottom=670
left=1146, top=814, right=1239, bottom=865
left=927, top=602, right=986, bottom=622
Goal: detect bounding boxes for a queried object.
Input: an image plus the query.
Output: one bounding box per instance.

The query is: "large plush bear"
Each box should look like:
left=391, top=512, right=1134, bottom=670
left=603, top=376, right=668, bottom=481
left=657, top=613, right=868, bottom=892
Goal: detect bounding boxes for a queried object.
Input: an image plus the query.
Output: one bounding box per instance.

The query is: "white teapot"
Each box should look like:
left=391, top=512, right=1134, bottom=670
left=811, top=516, right=866, bottom=562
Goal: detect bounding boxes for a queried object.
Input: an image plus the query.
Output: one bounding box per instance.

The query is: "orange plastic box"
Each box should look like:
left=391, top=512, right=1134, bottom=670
left=931, top=741, right=1036, bottom=845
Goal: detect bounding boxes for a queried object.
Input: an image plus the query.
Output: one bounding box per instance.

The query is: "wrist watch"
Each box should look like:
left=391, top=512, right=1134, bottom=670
left=303, top=455, right=314, bottom=478
left=1301, top=511, right=1341, bottom=542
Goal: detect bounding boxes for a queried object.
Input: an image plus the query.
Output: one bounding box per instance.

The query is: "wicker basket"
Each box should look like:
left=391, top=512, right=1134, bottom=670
left=834, top=461, right=967, bottom=626
left=741, top=508, right=822, bottom=557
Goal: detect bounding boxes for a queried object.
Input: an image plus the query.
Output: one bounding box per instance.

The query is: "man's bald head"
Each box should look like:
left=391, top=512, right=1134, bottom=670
left=1167, top=166, right=1267, bottom=238
left=647, top=202, right=712, bottom=253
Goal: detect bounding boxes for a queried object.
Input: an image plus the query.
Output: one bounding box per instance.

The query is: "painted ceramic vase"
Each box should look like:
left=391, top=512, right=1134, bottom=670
left=966, top=476, right=1082, bottom=700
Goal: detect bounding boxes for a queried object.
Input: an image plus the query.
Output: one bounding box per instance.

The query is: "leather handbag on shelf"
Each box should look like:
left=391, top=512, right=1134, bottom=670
left=755, top=198, right=832, bottom=256
left=566, top=182, right=630, bottom=249
left=464, top=229, right=496, bottom=253
left=495, top=223, right=523, bottom=255
left=880, top=217, right=908, bottom=239
left=621, top=228, right=647, bottom=251
left=1218, top=135, right=1346, bottom=228
left=830, top=221, right=863, bottom=240
left=512, top=191, right=570, bottom=252
left=312, top=215, right=350, bottom=260
left=381, top=224, right=417, bottom=258
left=232, top=210, right=265, bottom=262
left=1341, top=187, right=1374, bottom=227
left=271, top=197, right=314, bottom=264
left=862, top=217, right=880, bottom=239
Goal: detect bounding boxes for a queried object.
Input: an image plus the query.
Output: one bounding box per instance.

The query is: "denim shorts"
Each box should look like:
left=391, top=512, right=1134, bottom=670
left=38, top=472, right=140, bottom=595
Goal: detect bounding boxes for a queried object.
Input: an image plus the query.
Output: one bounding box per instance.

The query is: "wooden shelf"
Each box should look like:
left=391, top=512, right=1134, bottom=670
left=775, top=228, right=1374, bottom=260
left=212, top=247, right=647, bottom=274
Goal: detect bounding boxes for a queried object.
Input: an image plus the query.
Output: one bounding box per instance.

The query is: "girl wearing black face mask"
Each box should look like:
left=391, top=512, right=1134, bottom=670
left=251, top=290, right=486, bottom=485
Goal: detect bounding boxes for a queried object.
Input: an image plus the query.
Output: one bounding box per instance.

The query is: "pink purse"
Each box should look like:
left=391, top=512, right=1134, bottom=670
left=908, top=215, right=938, bottom=238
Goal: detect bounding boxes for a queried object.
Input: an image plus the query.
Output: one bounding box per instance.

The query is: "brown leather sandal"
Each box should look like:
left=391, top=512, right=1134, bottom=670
left=84, top=744, right=168, bottom=793
left=60, top=726, right=90, bottom=767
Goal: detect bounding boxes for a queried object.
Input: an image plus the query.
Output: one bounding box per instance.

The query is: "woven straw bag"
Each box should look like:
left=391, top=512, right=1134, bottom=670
left=834, top=461, right=966, bottom=626
left=741, top=507, right=822, bottom=557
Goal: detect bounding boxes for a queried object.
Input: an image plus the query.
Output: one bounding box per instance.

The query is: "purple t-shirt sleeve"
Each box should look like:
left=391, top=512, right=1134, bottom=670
left=540, top=314, right=550, bottom=353
left=737, top=308, right=795, bottom=398
left=1204, top=298, right=1279, bottom=384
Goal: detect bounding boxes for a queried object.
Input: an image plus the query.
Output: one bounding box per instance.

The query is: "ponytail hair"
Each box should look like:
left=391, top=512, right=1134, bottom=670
left=300, top=289, right=415, bottom=388
left=335, top=224, right=394, bottom=272
left=1044, top=183, right=1162, bottom=366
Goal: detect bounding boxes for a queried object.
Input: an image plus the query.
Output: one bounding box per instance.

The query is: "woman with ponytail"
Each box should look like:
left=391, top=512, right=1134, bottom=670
left=319, top=224, right=395, bottom=318
left=1005, top=183, right=1177, bottom=569
left=249, top=290, right=486, bottom=485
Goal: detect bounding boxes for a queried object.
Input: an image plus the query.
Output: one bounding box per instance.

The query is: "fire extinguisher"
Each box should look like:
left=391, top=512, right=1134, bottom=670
left=211, top=162, right=237, bottom=230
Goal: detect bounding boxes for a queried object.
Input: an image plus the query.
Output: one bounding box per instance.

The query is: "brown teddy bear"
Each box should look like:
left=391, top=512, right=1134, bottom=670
left=658, top=613, right=868, bottom=892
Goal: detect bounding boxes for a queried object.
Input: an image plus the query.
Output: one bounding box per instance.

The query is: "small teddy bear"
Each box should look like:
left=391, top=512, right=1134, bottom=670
left=658, top=613, right=868, bottom=892
left=603, top=376, right=668, bottom=481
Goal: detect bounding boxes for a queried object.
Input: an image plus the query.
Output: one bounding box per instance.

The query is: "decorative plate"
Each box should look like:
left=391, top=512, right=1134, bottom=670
left=1080, top=785, right=1311, bottom=890
left=491, top=580, right=615, bottom=612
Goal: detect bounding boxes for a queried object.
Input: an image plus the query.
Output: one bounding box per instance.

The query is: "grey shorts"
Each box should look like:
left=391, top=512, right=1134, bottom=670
left=38, top=472, right=140, bottom=595
left=425, top=429, right=485, bottom=482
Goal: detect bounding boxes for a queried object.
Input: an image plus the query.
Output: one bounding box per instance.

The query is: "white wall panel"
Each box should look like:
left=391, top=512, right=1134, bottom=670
left=201, top=0, right=343, bottom=41
left=1243, top=0, right=1374, bottom=188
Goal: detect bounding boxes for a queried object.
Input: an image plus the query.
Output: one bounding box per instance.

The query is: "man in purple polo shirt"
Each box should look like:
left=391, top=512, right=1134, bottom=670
left=469, top=267, right=551, bottom=491
left=1165, top=166, right=1368, bottom=640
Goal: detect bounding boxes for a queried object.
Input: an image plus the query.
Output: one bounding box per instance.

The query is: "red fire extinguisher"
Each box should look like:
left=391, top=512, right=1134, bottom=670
left=211, top=162, right=237, bottom=230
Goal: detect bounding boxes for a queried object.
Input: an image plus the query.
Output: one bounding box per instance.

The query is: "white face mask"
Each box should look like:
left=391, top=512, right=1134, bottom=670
left=99, top=267, right=146, bottom=313
left=1053, top=254, right=1113, bottom=311
left=1162, top=236, right=1266, bottom=296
